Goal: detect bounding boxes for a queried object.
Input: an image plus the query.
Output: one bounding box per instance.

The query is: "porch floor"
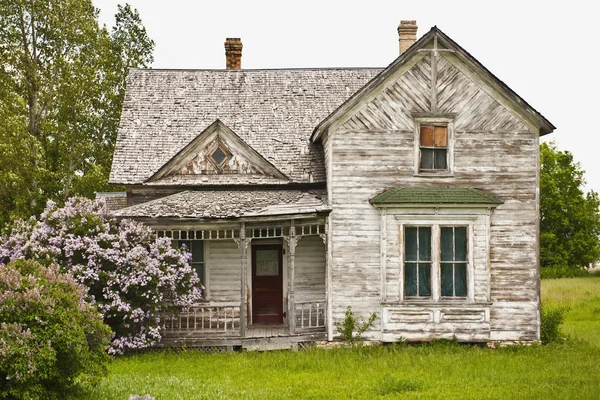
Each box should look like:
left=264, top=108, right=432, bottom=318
left=157, top=324, right=326, bottom=350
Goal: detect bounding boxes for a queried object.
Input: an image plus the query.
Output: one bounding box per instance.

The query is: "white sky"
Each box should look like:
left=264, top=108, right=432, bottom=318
left=94, top=0, right=600, bottom=193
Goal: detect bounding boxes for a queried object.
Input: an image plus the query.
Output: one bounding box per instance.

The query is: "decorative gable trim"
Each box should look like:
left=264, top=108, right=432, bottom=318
left=147, top=120, right=289, bottom=183
left=310, top=27, right=555, bottom=143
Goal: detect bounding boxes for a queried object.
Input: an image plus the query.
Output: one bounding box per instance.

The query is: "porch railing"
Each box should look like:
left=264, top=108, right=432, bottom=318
left=162, top=302, right=241, bottom=335
left=294, top=300, right=326, bottom=330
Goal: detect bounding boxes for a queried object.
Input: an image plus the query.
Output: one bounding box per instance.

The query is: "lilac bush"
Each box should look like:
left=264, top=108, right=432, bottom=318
left=0, top=197, right=202, bottom=353
left=0, top=260, right=111, bottom=399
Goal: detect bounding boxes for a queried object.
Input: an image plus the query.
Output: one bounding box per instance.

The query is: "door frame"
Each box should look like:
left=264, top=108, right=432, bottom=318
left=251, top=242, right=284, bottom=325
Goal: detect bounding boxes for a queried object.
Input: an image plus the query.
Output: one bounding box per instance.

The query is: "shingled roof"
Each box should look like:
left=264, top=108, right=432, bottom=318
left=370, top=187, right=503, bottom=206
left=109, top=68, right=382, bottom=185
left=114, top=189, right=329, bottom=219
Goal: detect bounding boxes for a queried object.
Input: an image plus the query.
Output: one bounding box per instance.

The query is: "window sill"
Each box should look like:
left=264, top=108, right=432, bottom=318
left=381, top=300, right=491, bottom=307
left=413, top=172, right=455, bottom=178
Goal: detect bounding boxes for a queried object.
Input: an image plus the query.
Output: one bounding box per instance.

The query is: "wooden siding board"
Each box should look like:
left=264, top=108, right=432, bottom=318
left=327, top=50, right=539, bottom=342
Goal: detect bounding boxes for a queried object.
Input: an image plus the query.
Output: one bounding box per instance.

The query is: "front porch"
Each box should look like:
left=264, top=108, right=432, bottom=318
left=157, top=300, right=327, bottom=350
left=151, top=217, right=330, bottom=349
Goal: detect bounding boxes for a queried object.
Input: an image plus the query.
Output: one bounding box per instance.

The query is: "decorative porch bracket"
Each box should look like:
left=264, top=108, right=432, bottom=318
left=234, top=221, right=248, bottom=337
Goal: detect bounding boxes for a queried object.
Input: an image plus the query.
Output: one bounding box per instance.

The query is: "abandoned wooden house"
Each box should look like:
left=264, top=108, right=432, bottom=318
left=104, top=21, right=555, bottom=350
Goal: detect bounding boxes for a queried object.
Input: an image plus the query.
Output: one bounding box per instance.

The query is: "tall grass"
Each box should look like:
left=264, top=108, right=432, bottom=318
left=73, top=277, right=600, bottom=400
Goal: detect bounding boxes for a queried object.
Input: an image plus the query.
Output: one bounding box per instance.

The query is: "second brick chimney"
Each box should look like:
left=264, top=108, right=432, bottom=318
left=225, top=38, right=243, bottom=70
left=398, top=21, right=418, bottom=55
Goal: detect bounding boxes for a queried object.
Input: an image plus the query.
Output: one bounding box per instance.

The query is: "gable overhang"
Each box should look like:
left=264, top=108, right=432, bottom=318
left=147, top=119, right=289, bottom=183
left=310, top=26, right=555, bottom=143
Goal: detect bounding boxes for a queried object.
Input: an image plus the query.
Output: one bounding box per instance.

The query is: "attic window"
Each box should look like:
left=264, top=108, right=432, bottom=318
left=412, top=114, right=455, bottom=176
left=211, top=147, right=227, bottom=165
left=419, top=125, right=447, bottom=170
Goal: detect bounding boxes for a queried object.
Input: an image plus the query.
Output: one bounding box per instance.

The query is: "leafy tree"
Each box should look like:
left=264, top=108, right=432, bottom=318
left=0, top=1, right=154, bottom=230
left=540, top=142, right=600, bottom=271
left=0, top=197, right=201, bottom=353
left=0, top=259, right=112, bottom=399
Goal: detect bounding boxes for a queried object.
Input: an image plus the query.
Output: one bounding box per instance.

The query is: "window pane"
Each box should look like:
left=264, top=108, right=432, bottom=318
left=192, top=241, right=204, bottom=263
left=434, top=126, right=447, bottom=147
left=405, top=227, right=417, bottom=261
left=404, top=263, right=417, bottom=296
left=193, top=263, right=205, bottom=284
left=455, top=263, right=467, bottom=297
left=440, top=227, right=453, bottom=261
left=434, top=149, right=447, bottom=169
left=441, top=263, right=454, bottom=296
left=420, top=149, right=434, bottom=170
left=178, top=240, right=191, bottom=251
left=418, top=263, right=431, bottom=297
left=418, top=227, right=431, bottom=261
left=420, top=125, right=434, bottom=146
left=455, top=227, right=467, bottom=261
left=211, top=147, right=226, bottom=164
left=256, top=249, right=279, bottom=276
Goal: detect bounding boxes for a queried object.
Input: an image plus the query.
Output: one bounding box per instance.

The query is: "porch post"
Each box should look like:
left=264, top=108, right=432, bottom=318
left=239, top=222, right=248, bottom=337
left=288, top=219, right=297, bottom=334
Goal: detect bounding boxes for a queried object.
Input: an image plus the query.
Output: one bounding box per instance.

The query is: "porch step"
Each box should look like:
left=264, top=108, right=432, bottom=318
left=242, top=336, right=299, bottom=351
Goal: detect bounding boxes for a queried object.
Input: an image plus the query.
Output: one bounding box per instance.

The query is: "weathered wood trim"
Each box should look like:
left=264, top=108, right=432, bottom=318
left=485, top=208, right=492, bottom=303
left=237, top=222, right=248, bottom=337
left=313, top=53, right=427, bottom=142
left=468, top=223, right=475, bottom=302
left=412, top=115, right=456, bottom=177
left=326, top=216, right=333, bottom=341
left=204, top=241, right=211, bottom=299
left=287, top=220, right=298, bottom=334
left=431, top=224, right=440, bottom=301
left=439, top=52, right=541, bottom=135
left=148, top=120, right=289, bottom=182
left=380, top=209, right=387, bottom=302
left=535, top=130, right=541, bottom=340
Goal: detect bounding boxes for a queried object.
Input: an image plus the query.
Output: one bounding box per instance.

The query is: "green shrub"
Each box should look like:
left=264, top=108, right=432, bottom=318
left=335, top=306, right=377, bottom=343
left=0, top=260, right=112, bottom=399
left=540, top=306, right=568, bottom=344
left=541, top=266, right=590, bottom=279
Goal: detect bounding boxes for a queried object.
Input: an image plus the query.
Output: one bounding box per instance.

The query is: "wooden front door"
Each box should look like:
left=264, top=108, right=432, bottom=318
left=252, top=244, right=283, bottom=324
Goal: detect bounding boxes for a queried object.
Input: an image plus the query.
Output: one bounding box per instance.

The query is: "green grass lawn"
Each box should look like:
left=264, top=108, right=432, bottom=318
left=75, top=277, right=600, bottom=400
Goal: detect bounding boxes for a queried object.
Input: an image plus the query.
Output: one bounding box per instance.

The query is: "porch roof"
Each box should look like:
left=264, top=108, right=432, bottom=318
left=370, top=187, right=503, bottom=206
left=114, top=189, right=329, bottom=219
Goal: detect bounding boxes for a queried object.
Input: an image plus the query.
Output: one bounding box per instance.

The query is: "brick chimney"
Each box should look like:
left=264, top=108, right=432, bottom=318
left=398, top=21, right=417, bottom=55
left=225, top=38, right=243, bottom=70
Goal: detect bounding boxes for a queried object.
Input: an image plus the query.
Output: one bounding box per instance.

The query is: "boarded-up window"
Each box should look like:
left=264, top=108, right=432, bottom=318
left=440, top=227, right=467, bottom=297
left=404, top=226, right=432, bottom=297
left=419, top=125, right=447, bottom=171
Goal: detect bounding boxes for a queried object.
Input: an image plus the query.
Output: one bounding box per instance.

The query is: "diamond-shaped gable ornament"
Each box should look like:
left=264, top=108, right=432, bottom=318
left=211, top=147, right=227, bottom=165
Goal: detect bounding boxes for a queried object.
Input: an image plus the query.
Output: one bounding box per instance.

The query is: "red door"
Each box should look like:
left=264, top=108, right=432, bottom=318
left=252, top=244, right=283, bottom=324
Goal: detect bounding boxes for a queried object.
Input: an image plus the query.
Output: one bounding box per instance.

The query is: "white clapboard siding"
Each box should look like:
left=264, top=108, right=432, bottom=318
left=294, top=235, right=326, bottom=302
left=327, top=54, right=539, bottom=342
left=207, top=240, right=242, bottom=302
